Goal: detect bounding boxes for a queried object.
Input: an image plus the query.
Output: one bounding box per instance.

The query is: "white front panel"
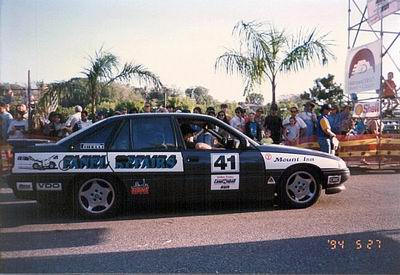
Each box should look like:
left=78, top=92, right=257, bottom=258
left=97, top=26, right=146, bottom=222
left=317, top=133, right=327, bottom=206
left=261, top=152, right=339, bottom=170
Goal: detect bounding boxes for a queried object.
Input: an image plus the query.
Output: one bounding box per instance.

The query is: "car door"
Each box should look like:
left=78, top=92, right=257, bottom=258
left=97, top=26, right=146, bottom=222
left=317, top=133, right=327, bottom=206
left=108, top=116, right=185, bottom=205
left=177, top=116, right=266, bottom=204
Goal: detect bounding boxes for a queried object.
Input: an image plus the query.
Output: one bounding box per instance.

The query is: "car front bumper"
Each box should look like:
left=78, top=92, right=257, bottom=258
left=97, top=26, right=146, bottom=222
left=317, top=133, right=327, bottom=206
left=322, top=168, right=350, bottom=195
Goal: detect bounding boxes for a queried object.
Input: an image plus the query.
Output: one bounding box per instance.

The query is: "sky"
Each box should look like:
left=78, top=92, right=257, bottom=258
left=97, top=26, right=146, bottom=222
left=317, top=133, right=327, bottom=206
left=0, top=0, right=399, bottom=103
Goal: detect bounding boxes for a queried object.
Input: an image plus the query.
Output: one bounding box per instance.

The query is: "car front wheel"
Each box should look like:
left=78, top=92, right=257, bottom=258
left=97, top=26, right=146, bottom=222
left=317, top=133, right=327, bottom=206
left=75, top=177, right=121, bottom=218
left=280, top=166, right=321, bottom=209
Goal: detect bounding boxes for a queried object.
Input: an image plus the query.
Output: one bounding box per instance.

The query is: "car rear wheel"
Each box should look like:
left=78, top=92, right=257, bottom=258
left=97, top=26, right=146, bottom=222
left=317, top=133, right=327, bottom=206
left=75, top=177, right=121, bottom=218
left=280, top=166, right=321, bottom=209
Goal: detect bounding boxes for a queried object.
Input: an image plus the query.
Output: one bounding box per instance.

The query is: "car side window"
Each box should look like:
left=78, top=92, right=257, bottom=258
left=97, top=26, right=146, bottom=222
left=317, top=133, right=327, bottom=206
left=110, top=120, right=131, bottom=151
left=177, top=118, right=241, bottom=150
left=131, top=117, right=176, bottom=151
left=75, top=122, right=116, bottom=150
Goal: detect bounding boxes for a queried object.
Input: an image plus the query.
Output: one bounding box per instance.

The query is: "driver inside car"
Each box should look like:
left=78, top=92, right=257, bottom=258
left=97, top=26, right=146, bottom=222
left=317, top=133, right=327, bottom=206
left=180, top=123, right=212, bottom=150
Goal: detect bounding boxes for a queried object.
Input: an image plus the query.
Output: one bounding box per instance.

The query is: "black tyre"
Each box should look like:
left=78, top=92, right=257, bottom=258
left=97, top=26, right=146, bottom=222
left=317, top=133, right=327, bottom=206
left=32, top=163, right=40, bottom=169
left=280, top=166, right=321, bottom=209
left=49, top=161, right=56, bottom=169
left=75, top=177, right=121, bottom=218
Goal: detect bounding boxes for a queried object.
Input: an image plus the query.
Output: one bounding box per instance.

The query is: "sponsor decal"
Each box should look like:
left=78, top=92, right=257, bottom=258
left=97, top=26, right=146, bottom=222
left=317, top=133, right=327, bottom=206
left=80, top=143, right=105, bottom=150
left=36, top=182, right=62, bottom=191
left=13, top=152, right=184, bottom=173
left=211, top=174, right=239, bottom=190
left=211, top=153, right=240, bottom=173
left=115, top=155, right=177, bottom=169
left=327, top=175, right=342, bottom=185
left=267, top=177, right=275, bottom=184
left=264, top=153, right=272, bottom=161
left=16, top=182, right=33, bottom=191
left=130, top=180, right=149, bottom=195
left=260, top=152, right=341, bottom=170
left=62, top=155, right=108, bottom=170
left=271, top=156, right=315, bottom=163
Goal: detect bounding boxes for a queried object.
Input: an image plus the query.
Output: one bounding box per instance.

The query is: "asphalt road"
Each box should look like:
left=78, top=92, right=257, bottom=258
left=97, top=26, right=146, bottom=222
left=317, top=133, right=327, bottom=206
left=0, top=170, right=399, bottom=273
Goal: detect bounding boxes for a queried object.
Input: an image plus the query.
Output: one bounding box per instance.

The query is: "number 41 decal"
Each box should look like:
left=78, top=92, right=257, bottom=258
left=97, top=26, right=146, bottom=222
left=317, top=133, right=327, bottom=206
left=211, top=153, right=239, bottom=173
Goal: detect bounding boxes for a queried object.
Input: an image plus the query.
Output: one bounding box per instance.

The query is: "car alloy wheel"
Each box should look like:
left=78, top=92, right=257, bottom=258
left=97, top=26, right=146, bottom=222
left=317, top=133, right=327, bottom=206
left=281, top=166, right=321, bottom=209
left=78, top=178, right=116, bottom=215
left=285, top=171, right=317, bottom=204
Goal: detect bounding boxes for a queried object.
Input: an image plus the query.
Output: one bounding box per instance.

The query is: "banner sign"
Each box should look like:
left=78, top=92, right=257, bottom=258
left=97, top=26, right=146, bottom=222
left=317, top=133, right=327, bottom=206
left=367, top=0, right=400, bottom=25
left=345, top=39, right=382, bottom=94
left=353, top=102, right=380, bottom=118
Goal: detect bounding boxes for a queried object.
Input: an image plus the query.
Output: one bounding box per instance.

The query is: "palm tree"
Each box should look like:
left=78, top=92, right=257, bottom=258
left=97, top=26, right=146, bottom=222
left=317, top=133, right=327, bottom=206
left=82, top=48, right=162, bottom=114
left=215, top=21, right=335, bottom=103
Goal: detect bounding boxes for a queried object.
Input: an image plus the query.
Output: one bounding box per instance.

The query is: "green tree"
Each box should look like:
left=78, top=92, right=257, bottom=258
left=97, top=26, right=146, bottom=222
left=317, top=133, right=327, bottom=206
left=82, top=48, right=162, bottom=114
left=184, top=86, right=213, bottom=105
left=245, top=92, right=264, bottom=105
left=215, top=21, right=334, bottom=104
left=300, top=74, right=345, bottom=107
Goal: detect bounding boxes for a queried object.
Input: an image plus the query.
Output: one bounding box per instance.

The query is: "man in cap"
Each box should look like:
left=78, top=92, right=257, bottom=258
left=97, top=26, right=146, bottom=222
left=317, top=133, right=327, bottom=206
left=317, top=104, right=337, bottom=154
left=282, top=106, right=307, bottom=139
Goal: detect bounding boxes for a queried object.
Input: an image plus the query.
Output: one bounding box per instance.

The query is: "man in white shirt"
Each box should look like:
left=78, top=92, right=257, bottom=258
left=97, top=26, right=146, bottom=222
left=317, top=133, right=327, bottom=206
left=298, top=102, right=317, bottom=138
left=283, top=106, right=307, bottom=138
left=66, top=105, right=82, bottom=130
left=8, top=111, right=28, bottom=139
left=73, top=110, right=92, bottom=132
left=230, top=107, right=245, bottom=132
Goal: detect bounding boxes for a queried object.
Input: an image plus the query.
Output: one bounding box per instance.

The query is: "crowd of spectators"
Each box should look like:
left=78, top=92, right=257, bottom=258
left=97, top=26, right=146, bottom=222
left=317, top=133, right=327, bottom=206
left=0, top=98, right=390, bottom=155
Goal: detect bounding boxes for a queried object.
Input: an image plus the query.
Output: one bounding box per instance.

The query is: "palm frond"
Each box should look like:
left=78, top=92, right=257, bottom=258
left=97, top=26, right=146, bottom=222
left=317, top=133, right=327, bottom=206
left=280, top=29, right=335, bottom=72
left=107, top=63, right=163, bottom=89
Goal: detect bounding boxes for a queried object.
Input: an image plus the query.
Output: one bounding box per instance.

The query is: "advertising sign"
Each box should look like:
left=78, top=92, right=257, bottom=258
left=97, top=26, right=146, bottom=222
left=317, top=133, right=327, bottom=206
left=353, top=102, right=380, bottom=118
left=345, top=39, right=382, bottom=94
left=367, top=0, right=400, bottom=25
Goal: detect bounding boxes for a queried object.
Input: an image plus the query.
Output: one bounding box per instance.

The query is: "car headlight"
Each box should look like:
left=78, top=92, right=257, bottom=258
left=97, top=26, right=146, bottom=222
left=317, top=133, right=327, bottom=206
left=338, top=159, right=347, bottom=169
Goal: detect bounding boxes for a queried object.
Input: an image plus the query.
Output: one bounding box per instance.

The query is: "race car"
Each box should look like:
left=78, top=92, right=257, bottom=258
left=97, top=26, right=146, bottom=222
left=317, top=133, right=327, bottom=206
left=6, top=113, right=350, bottom=218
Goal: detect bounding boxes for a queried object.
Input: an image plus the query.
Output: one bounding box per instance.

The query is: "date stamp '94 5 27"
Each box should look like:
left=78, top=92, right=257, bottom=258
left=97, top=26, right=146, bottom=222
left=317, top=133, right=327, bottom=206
left=328, top=239, right=382, bottom=250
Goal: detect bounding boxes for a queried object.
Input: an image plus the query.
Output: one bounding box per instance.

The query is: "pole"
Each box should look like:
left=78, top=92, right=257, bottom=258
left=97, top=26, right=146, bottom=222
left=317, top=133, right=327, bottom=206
left=378, top=18, right=384, bottom=170
left=347, top=0, right=351, bottom=50
left=27, top=70, right=32, bottom=133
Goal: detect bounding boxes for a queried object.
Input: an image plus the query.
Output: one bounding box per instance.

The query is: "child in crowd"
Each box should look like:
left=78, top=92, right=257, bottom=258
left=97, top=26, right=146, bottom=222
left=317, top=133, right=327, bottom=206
left=283, top=117, right=300, bottom=146
left=260, top=129, right=274, bottom=145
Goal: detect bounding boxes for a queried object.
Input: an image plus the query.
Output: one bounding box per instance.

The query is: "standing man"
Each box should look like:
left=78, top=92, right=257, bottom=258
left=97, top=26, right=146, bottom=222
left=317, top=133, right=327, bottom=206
left=230, top=107, right=245, bottom=133
left=298, top=102, right=317, bottom=139
left=317, top=104, right=337, bottom=154
left=66, top=105, right=82, bottom=131
left=254, top=107, right=265, bottom=129
left=264, top=104, right=283, bottom=144
left=0, top=102, right=13, bottom=142
left=220, top=103, right=231, bottom=122
left=282, top=106, right=307, bottom=139
left=143, top=102, right=152, bottom=113
left=245, top=110, right=261, bottom=141
left=73, top=110, right=93, bottom=132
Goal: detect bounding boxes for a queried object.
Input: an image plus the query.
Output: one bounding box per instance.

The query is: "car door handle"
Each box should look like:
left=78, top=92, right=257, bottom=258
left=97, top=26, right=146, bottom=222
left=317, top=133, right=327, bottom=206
left=186, top=156, right=199, bottom=162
